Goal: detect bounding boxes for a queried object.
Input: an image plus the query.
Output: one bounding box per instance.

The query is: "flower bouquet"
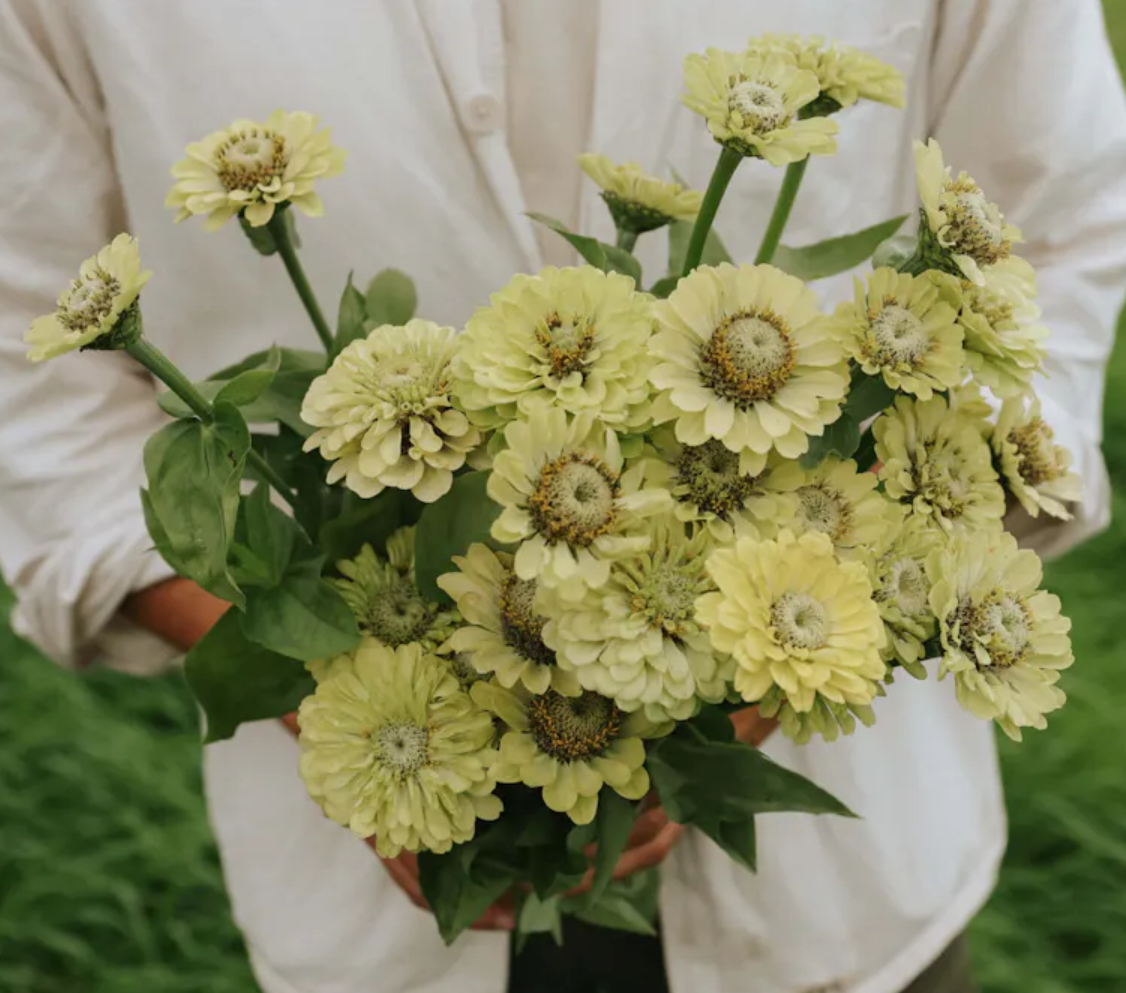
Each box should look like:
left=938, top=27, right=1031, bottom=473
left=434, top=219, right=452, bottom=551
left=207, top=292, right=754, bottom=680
left=26, top=35, right=1080, bottom=944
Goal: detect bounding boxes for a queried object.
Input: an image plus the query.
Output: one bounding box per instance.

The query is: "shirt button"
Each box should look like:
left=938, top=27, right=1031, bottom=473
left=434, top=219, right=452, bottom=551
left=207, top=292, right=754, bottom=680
left=462, top=92, right=503, bottom=135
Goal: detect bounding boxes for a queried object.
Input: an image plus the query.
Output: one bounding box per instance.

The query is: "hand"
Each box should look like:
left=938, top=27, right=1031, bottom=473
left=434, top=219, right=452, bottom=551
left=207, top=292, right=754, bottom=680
left=279, top=711, right=515, bottom=930
left=730, top=705, right=777, bottom=747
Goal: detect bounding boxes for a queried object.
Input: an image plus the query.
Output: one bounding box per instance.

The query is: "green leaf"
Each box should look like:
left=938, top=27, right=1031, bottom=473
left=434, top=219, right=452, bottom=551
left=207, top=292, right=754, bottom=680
left=250, top=428, right=341, bottom=538
left=319, top=489, right=423, bottom=566
left=710, top=816, right=758, bottom=873
left=414, top=472, right=502, bottom=604
left=185, top=610, right=315, bottom=743
left=649, top=275, right=679, bottom=299
left=214, top=345, right=281, bottom=407
left=667, top=218, right=731, bottom=276
left=772, top=215, right=908, bottom=282
left=567, top=870, right=659, bottom=936
left=872, top=233, right=918, bottom=271
left=515, top=892, right=563, bottom=952
left=364, top=269, right=418, bottom=328
left=141, top=402, right=249, bottom=607
left=417, top=850, right=516, bottom=946
left=800, top=415, right=862, bottom=469
left=846, top=370, right=897, bottom=422
left=241, top=543, right=361, bottom=662
left=854, top=425, right=880, bottom=473
left=581, top=791, right=638, bottom=910
left=243, top=483, right=296, bottom=586
left=526, top=213, right=642, bottom=284
left=334, top=273, right=368, bottom=355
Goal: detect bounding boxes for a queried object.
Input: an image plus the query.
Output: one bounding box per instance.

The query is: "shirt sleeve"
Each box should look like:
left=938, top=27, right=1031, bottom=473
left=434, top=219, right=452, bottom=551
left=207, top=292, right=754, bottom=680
left=0, top=1, right=178, bottom=672
left=928, top=0, right=1126, bottom=559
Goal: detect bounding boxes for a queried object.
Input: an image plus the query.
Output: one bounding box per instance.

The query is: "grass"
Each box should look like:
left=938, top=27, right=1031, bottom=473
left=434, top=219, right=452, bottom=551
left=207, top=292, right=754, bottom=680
left=4, top=8, right=1126, bottom=991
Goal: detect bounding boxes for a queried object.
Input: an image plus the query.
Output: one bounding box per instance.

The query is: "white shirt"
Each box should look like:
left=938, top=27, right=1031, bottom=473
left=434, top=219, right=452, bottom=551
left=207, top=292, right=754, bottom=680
left=1, top=2, right=1124, bottom=992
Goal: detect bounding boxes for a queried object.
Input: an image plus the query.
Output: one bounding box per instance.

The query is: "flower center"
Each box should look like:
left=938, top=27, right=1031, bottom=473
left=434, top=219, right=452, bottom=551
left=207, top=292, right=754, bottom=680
left=499, top=573, right=555, bottom=667
left=364, top=577, right=439, bottom=646
left=214, top=128, right=289, bottom=193
left=912, top=444, right=972, bottom=520
left=672, top=439, right=758, bottom=518
left=374, top=721, right=431, bottom=775
left=878, top=557, right=930, bottom=617
left=700, top=311, right=795, bottom=407
left=534, top=312, right=596, bottom=379
left=943, top=180, right=1010, bottom=266
left=631, top=566, right=700, bottom=636
left=953, top=592, right=1033, bottom=669
left=728, top=79, right=788, bottom=133
left=59, top=266, right=120, bottom=332
left=866, top=303, right=929, bottom=367
left=527, top=690, right=622, bottom=762
left=794, top=484, right=853, bottom=543
left=964, top=286, right=1013, bottom=328
left=447, top=652, right=485, bottom=687
left=529, top=453, right=620, bottom=547
left=1009, top=419, right=1061, bottom=486
left=360, top=347, right=450, bottom=413
left=770, top=592, right=829, bottom=651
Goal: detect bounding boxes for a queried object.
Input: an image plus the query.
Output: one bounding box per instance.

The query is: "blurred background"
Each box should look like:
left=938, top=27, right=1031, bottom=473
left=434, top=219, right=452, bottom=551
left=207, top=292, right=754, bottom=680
left=3, top=5, right=1126, bottom=992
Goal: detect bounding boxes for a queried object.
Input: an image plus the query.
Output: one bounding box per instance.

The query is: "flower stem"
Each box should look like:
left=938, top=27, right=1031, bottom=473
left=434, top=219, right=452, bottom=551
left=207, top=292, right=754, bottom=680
left=754, top=157, right=809, bottom=266
left=616, top=228, right=639, bottom=253
left=267, top=212, right=334, bottom=353
left=681, top=146, right=743, bottom=277
left=128, top=339, right=297, bottom=508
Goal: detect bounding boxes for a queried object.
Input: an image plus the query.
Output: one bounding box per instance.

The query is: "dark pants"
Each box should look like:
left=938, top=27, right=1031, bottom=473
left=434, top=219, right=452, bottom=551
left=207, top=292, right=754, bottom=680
left=508, top=921, right=975, bottom=993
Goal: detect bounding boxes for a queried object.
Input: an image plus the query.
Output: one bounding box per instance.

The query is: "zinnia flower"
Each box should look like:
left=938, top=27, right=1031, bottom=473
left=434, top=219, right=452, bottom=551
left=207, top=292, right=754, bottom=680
left=681, top=49, right=839, bottom=164
left=328, top=531, right=460, bottom=653
left=302, top=320, right=480, bottom=502
left=759, top=455, right=902, bottom=555
left=958, top=258, right=1048, bottom=398
left=298, top=640, right=501, bottom=856
left=167, top=110, right=346, bottom=230
left=914, top=139, right=1020, bottom=284
left=437, top=544, right=581, bottom=696
left=488, top=406, right=671, bottom=599
left=993, top=395, right=1083, bottom=521
left=746, top=34, right=905, bottom=112
left=875, top=394, right=1005, bottom=536
left=830, top=267, right=964, bottom=399
left=929, top=531, right=1073, bottom=740
left=578, top=153, right=702, bottom=233
left=25, top=235, right=151, bottom=361
left=869, top=522, right=939, bottom=676
left=643, top=434, right=793, bottom=543
left=453, top=266, right=655, bottom=431
left=650, top=263, right=849, bottom=477
left=471, top=682, right=651, bottom=825
left=539, top=519, right=733, bottom=722
left=697, top=529, right=887, bottom=723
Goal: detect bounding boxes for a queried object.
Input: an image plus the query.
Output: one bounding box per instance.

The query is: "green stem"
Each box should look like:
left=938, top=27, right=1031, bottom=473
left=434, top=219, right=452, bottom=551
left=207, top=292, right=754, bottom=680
left=754, top=157, right=809, bottom=266
left=615, top=228, right=639, bottom=253
left=267, top=213, right=334, bottom=353
left=128, top=339, right=297, bottom=509
left=681, top=146, right=743, bottom=277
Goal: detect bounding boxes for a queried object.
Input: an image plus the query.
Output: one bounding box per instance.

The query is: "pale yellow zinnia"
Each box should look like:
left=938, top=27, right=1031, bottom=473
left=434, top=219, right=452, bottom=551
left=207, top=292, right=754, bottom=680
left=578, top=153, right=702, bottom=232
left=25, top=235, right=152, bottom=361
left=167, top=110, right=346, bottom=230
left=993, top=395, right=1083, bottom=521
left=869, top=521, right=940, bottom=676
left=650, top=263, right=849, bottom=477
left=682, top=49, right=839, bottom=164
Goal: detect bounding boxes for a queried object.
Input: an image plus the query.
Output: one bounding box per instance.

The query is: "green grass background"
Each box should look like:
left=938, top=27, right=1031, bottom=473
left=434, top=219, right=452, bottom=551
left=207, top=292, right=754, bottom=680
left=4, top=7, right=1126, bottom=991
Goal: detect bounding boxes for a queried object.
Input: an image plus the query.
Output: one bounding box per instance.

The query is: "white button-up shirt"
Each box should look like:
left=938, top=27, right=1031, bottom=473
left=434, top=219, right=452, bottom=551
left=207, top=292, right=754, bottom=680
left=2, top=2, right=1124, bottom=992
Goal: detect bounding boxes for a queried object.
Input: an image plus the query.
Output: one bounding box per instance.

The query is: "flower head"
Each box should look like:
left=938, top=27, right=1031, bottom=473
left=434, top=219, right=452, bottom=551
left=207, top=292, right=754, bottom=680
left=329, top=532, right=460, bottom=653
left=472, top=682, right=651, bottom=825
left=453, top=266, right=655, bottom=432
left=929, top=531, right=1073, bottom=740
left=869, top=522, right=939, bottom=675
left=26, top=235, right=151, bottom=361
left=831, top=268, right=964, bottom=399
left=875, top=394, right=1005, bottom=536
left=167, top=110, right=346, bottom=230
left=540, top=519, right=733, bottom=722
left=914, top=139, right=1020, bottom=284
left=578, top=153, right=702, bottom=233
left=697, top=530, right=887, bottom=724
left=958, top=258, right=1048, bottom=398
left=759, top=455, right=902, bottom=555
left=643, top=434, right=793, bottom=543
left=747, top=34, right=905, bottom=112
left=993, top=395, right=1082, bottom=521
left=437, top=544, right=581, bottom=696
left=488, top=406, right=671, bottom=599
left=650, top=263, right=849, bottom=476
left=302, top=320, right=480, bottom=502
left=682, top=49, right=838, bottom=164
left=298, top=640, right=501, bottom=856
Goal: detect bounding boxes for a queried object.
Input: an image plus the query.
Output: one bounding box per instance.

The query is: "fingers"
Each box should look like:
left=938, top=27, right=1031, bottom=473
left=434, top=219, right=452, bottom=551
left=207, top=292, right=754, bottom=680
left=471, top=892, right=516, bottom=931
left=279, top=711, right=300, bottom=737
left=730, top=706, right=778, bottom=747
left=626, top=805, right=670, bottom=849
left=612, top=821, right=685, bottom=880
